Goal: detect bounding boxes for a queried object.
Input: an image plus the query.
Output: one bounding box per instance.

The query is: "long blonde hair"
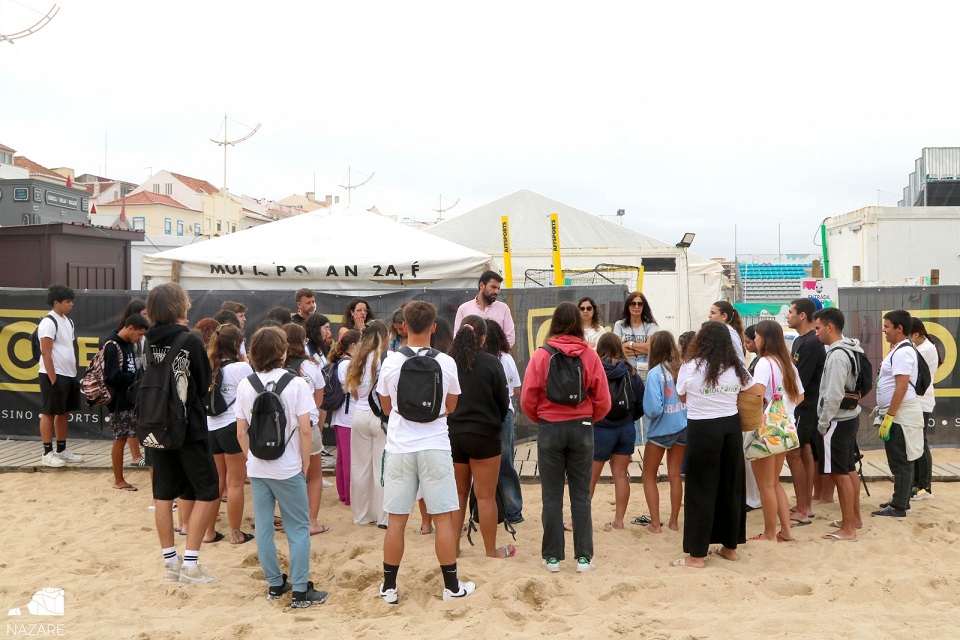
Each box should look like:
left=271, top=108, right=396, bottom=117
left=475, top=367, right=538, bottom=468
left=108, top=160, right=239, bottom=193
left=345, top=321, right=388, bottom=392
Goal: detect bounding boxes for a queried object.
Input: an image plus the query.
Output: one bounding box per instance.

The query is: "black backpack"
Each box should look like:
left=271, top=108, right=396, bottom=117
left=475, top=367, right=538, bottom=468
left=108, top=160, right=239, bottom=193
left=245, top=372, right=297, bottom=460
left=605, top=371, right=634, bottom=422
left=136, top=333, right=191, bottom=450
left=541, top=345, right=584, bottom=405
left=465, top=482, right=517, bottom=547
left=395, top=347, right=443, bottom=422
left=205, top=359, right=237, bottom=417
left=319, top=357, right=351, bottom=413
left=893, top=342, right=932, bottom=396
left=368, top=351, right=390, bottom=422
left=30, top=314, right=75, bottom=365
left=830, top=347, right=874, bottom=410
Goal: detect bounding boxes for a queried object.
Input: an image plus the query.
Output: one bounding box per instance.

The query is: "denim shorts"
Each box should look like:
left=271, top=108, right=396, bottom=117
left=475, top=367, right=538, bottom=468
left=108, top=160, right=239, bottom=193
left=648, top=428, right=687, bottom=449
left=382, top=449, right=459, bottom=515
left=594, top=422, right=636, bottom=461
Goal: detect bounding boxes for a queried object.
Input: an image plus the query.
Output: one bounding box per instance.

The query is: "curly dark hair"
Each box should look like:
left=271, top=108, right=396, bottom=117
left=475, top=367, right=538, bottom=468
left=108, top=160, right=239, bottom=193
left=483, top=319, right=510, bottom=358
left=451, top=315, right=487, bottom=372
left=690, top=321, right=751, bottom=387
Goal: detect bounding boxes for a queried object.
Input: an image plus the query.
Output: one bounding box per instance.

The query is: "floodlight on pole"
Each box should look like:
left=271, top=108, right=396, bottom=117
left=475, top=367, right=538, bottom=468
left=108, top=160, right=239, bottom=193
left=676, top=232, right=696, bottom=248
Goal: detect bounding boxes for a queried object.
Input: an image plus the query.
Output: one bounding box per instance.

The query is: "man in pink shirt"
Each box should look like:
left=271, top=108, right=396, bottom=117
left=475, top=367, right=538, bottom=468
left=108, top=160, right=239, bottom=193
left=454, top=271, right=515, bottom=348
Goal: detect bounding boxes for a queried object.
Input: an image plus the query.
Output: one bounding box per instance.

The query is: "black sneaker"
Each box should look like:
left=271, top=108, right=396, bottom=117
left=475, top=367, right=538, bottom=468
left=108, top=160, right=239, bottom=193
left=267, top=574, right=292, bottom=601
left=291, top=582, right=329, bottom=608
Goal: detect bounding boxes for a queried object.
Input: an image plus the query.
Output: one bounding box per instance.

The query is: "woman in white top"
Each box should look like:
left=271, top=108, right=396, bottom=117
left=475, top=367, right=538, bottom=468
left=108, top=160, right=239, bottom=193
left=204, top=323, right=255, bottom=545
left=612, top=291, right=659, bottom=381
left=345, top=321, right=390, bottom=527
left=283, top=323, right=329, bottom=536
left=748, top=321, right=803, bottom=543
left=673, top=321, right=759, bottom=568
left=578, top=296, right=606, bottom=348
left=708, top=301, right=747, bottom=366
left=330, top=330, right=361, bottom=505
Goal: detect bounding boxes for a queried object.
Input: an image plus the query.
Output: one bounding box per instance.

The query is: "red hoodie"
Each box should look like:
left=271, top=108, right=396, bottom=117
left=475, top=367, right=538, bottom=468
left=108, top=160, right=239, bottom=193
left=521, top=335, right=611, bottom=424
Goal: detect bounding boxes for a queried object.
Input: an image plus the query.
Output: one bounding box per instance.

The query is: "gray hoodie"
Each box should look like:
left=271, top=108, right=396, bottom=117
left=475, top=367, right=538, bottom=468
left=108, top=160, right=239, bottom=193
left=817, top=337, right=863, bottom=435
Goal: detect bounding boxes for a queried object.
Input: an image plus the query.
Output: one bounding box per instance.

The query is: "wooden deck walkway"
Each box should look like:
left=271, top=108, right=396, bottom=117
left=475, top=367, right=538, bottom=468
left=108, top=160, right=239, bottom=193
left=3, top=438, right=959, bottom=482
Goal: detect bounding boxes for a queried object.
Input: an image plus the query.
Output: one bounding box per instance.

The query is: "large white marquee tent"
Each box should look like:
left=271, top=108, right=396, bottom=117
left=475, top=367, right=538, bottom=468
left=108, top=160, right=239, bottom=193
left=425, top=189, right=723, bottom=335
left=142, top=204, right=493, bottom=291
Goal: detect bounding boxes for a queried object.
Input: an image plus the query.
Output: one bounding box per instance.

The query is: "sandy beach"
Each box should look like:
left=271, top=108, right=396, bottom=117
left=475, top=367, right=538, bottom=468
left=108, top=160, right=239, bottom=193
left=2, top=452, right=959, bottom=640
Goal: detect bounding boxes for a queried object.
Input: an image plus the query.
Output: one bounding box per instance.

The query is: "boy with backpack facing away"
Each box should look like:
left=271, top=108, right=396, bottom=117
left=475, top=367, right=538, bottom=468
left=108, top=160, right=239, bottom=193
left=143, top=283, right=220, bottom=586
left=375, top=301, right=475, bottom=603
left=235, top=326, right=328, bottom=608
left=36, top=284, right=83, bottom=467
left=102, top=313, right=150, bottom=491
left=812, top=307, right=865, bottom=541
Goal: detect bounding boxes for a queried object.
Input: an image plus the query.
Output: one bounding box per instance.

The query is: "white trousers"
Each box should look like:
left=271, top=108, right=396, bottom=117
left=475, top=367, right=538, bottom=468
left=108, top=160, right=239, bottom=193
left=350, top=410, right=387, bottom=526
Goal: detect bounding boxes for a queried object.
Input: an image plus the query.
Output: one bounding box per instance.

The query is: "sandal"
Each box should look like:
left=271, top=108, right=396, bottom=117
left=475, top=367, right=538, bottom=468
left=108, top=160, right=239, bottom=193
left=204, top=531, right=225, bottom=544
left=310, top=524, right=331, bottom=535
left=669, top=558, right=704, bottom=568
left=497, top=544, right=517, bottom=559
left=631, top=515, right=652, bottom=526
left=130, top=457, right=147, bottom=468
left=230, top=530, right=255, bottom=545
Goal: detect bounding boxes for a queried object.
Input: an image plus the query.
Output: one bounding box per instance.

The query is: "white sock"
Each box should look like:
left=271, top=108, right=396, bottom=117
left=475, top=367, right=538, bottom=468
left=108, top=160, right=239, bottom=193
left=183, top=550, right=199, bottom=567
left=162, top=546, right=178, bottom=564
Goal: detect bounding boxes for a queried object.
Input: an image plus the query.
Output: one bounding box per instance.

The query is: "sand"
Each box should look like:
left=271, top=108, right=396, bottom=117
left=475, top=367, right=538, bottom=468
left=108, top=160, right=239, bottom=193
left=2, top=453, right=959, bottom=640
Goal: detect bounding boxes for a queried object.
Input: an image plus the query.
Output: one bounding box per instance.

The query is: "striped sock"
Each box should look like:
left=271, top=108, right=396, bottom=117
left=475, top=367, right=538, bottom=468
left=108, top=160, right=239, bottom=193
left=183, top=550, right=199, bottom=567
left=162, top=546, right=178, bottom=564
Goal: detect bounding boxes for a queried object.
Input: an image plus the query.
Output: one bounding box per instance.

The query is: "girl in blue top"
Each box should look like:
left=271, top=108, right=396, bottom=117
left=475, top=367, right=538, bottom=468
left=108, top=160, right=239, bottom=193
left=640, top=331, right=687, bottom=533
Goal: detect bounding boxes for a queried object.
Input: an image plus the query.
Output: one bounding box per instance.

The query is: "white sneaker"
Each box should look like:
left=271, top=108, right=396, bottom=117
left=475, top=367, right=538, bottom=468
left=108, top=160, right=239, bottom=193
left=442, top=581, right=476, bottom=601
left=56, top=448, right=84, bottom=464
left=542, top=558, right=561, bottom=573
left=164, top=556, right=182, bottom=583
left=913, top=489, right=934, bottom=501
left=178, top=564, right=220, bottom=586
left=576, top=557, right=597, bottom=572
left=40, top=451, right=65, bottom=468
left=378, top=583, right=398, bottom=604
left=322, top=479, right=333, bottom=487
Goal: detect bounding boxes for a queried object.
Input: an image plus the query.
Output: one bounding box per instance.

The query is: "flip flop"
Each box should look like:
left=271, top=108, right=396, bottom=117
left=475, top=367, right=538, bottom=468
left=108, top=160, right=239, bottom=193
left=130, top=458, right=147, bottom=467
left=205, top=531, right=225, bottom=544
left=747, top=533, right=768, bottom=541
left=827, top=520, right=842, bottom=528
left=776, top=532, right=794, bottom=542
left=631, top=515, right=652, bottom=526
left=669, top=558, right=703, bottom=568
left=310, top=525, right=331, bottom=536
left=822, top=533, right=858, bottom=542
left=418, top=526, right=435, bottom=535
left=230, top=531, right=255, bottom=545
left=114, top=484, right=137, bottom=491
left=498, top=544, right=517, bottom=559
left=790, top=518, right=812, bottom=527
left=709, top=546, right=738, bottom=561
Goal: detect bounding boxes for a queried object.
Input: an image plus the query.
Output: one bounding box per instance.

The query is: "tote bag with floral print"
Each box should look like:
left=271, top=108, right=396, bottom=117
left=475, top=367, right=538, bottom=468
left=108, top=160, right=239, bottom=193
left=744, top=358, right=799, bottom=461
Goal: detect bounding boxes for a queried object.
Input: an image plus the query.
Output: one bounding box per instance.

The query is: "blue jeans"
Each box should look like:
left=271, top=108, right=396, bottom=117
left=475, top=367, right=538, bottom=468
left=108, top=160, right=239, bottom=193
left=498, top=410, right=523, bottom=522
left=538, top=418, right=594, bottom=561
left=251, top=473, right=311, bottom=592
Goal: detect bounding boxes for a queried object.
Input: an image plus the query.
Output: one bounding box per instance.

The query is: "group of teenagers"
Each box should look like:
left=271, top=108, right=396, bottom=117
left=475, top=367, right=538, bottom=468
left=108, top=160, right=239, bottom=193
left=33, top=271, right=939, bottom=606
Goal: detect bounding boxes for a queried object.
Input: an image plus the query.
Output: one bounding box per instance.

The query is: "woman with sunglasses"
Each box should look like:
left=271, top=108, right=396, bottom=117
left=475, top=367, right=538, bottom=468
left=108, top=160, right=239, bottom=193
left=613, top=292, right=659, bottom=383
left=578, top=297, right=606, bottom=348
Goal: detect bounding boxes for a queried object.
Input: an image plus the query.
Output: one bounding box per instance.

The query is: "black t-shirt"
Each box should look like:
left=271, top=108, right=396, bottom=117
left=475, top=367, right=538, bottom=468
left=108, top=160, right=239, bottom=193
left=791, top=329, right=825, bottom=417
left=290, top=314, right=307, bottom=326
left=144, top=324, right=212, bottom=442
left=447, top=351, right=509, bottom=439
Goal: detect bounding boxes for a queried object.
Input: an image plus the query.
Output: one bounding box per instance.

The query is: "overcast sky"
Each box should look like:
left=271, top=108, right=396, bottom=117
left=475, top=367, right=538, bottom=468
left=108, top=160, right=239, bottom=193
left=1, top=0, right=955, bottom=258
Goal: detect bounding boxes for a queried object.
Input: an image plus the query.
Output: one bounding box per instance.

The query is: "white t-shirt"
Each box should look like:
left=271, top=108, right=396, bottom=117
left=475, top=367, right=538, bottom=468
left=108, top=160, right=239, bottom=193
left=235, top=369, right=314, bottom=481
left=613, top=320, right=659, bottom=367
left=296, top=358, right=325, bottom=425
left=876, top=339, right=919, bottom=410
left=207, top=360, right=254, bottom=431
left=726, top=324, right=747, bottom=366
left=376, top=347, right=461, bottom=454
left=499, top=352, right=521, bottom=413
left=677, top=359, right=754, bottom=420
left=330, top=358, right=353, bottom=428
left=916, top=339, right=938, bottom=413
left=37, top=312, right=76, bottom=377
left=752, top=356, right=804, bottom=420
left=352, top=352, right=377, bottom=414
left=583, top=326, right=605, bottom=348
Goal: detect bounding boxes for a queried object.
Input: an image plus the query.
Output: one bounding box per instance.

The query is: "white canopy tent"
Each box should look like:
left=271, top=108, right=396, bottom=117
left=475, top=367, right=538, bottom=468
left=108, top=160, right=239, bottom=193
left=425, top=189, right=723, bottom=335
left=142, top=204, right=493, bottom=291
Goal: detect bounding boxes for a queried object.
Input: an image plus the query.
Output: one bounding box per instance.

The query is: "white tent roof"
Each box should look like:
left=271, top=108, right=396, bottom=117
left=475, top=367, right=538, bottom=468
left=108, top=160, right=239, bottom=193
left=142, top=204, right=492, bottom=291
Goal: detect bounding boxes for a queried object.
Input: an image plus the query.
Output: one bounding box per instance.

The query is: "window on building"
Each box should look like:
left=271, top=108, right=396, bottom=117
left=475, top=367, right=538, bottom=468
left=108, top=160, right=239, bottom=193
left=217, top=221, right=222, bottom=232
left=0, top=151, right=12, bottom=165
left=194, top=223, right=201, bottom=236
left=153, top=183, right=161, bottom=194
left=132, top=217, right=145, bottom=231
left=165, top=183, right=173, bottom=195
left=205, top=218, right=211, bottom=230
left=176, top=220, right=184, bottom=236
left=231, top=224, right=236, bottom=233
left=164, top=218, right=172, bottom=235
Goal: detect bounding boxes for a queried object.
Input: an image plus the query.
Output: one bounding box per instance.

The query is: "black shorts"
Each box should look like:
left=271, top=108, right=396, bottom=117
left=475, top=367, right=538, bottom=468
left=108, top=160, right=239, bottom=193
left=151, top=438, right=220, bottom=502
left=796, top=414, right=819, bottom=460
left=208, top=423, right=242, bottom=455
left=449, top=432, right=501, bottom=464
left=820, top=417, right=858, bottom=475
left=38, top=374, right=80, bottom=416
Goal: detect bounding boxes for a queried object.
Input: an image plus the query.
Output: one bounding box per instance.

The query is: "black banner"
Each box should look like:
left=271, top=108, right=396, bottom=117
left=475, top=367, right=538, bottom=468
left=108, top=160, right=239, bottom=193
left=0, top=285, right=629, bottom=441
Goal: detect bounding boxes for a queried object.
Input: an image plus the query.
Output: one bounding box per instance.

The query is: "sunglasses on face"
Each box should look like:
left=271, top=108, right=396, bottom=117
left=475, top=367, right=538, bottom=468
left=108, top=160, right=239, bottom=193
left=579, top=305, right=593, bottom=311
left=629, top=301, right=644, bottom=307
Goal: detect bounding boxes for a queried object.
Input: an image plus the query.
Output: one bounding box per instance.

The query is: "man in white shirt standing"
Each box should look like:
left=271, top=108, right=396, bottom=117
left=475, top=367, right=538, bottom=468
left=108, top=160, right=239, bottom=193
left=455, top=271, right=515, bottom=348
left=910, top=319, right=939, bottom=501
left=37, top=284, right=83, bottom=467
left=873, top=310, right=924, bottom=519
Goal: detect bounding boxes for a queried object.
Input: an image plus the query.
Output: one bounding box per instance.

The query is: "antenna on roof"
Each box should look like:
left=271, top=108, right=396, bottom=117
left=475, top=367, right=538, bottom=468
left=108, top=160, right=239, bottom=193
left=338, top=166, right=374, bottom=205
left=210, top=113, right=260, bottom=236
left=432, top=194, right=460, bottom=222
left=0, top=3, right=59, bottom=45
